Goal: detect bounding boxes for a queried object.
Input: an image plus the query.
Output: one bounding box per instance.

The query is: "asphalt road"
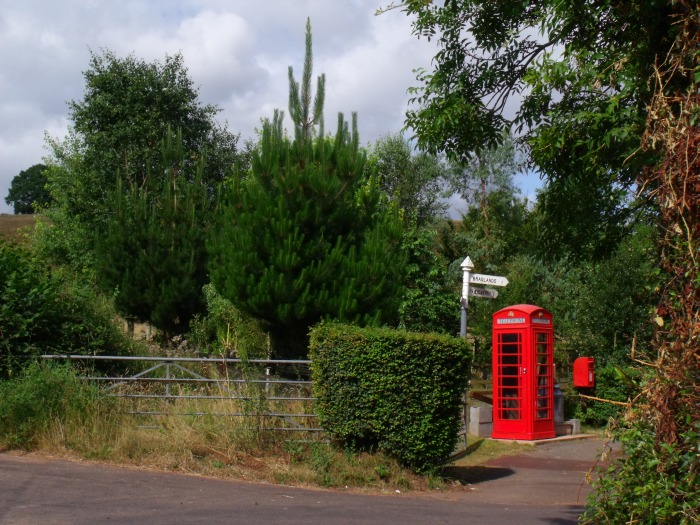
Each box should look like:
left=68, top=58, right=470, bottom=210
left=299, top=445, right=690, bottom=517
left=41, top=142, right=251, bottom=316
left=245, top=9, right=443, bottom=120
left=0, top=438, right=607, bottom=524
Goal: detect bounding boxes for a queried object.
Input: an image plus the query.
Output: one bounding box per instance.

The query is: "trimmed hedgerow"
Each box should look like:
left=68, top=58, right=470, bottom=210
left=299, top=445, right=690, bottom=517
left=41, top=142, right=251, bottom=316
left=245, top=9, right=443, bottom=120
left=309, top=322, right=471, bottom=472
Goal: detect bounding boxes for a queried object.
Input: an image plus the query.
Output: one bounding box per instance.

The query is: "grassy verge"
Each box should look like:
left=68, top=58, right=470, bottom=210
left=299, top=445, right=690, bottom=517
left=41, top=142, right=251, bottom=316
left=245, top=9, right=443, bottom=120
left=0, top=363, right=525, bottom=494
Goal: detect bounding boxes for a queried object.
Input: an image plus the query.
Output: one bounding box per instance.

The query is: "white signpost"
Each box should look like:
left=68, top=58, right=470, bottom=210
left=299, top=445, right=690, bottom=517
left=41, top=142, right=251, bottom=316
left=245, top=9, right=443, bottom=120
left=460, top=256, right=508, bottom=337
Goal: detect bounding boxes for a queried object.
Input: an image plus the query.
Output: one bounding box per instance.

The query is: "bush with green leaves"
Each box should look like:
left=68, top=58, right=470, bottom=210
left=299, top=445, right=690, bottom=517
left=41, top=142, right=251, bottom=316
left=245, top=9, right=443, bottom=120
left=39, top=49, right=240, bottom=273
left=570, top=364, right=641, bottom=425
left=0, top=242, right=137, bottom=377
left=582, top=416, right=699, bottom=525
left=398, top=225, right=459, bottom=335
left=309, top=323, right=471, bottom=472
left=0, top=363, right=106, bottom=449
left=187, top=284, right=269, bottom=359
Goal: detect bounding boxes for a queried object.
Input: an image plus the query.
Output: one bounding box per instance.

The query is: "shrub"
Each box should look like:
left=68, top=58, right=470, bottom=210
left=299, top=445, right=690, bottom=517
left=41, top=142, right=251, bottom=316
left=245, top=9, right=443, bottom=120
left=309, top=323, right=471, bottom=472
left=570, top=363, right=641, bottom=426
left=0, top=363, right=105, bottom=449
left=0, top=242, right=138, bottom=378
left=187, top=284, right=268, bottom=358
left=583, top=418, right=699, bottom=525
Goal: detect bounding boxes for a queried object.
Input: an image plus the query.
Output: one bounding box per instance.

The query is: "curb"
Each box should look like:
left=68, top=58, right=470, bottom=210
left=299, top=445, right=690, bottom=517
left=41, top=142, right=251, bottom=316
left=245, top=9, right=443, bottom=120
left=487, top=433, right=600, bottom=446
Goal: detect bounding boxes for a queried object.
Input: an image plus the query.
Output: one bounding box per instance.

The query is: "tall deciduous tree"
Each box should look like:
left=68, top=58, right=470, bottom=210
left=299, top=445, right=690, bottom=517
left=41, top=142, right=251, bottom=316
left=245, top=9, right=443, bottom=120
left=447, top=130, right=523, bottom=238
left=41, top=49, right=240, bottom=270
left=397, top=0, right=673, bottom=259
left=209, top=21, right=405, bottom=358
left=5, top=164, right=52, bottom=214
left=396, top=1, right=698, bottom=520
left=368, top=133, right=449, bottom=225
left=400, top=0, right=672, bottom=166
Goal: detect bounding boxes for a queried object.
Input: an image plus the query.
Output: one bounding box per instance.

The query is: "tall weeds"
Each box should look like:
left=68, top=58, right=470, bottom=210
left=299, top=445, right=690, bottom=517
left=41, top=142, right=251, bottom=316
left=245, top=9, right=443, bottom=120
left=0, top=362, right=114, bottom=450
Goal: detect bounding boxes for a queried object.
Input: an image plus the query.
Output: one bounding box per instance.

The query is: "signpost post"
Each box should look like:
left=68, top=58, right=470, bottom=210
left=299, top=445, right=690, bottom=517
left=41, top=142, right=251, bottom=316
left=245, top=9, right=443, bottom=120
left=460, top=257, right=474, bottom=338
left=459, top=256, right=508, bottom=337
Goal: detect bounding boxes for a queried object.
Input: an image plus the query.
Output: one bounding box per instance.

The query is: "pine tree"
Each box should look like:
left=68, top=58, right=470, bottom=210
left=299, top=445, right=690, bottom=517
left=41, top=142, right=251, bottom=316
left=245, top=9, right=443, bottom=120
left=209, top=20, right=405, bottom=358
left=95, top=128, right=210, bottom=337
left=288, top=18, right=326, bottom=143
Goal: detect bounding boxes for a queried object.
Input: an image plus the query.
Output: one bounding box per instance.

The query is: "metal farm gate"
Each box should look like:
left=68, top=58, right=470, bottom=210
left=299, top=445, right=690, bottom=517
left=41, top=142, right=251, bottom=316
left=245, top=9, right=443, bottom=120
left=41, top=355, right=322, bottom=434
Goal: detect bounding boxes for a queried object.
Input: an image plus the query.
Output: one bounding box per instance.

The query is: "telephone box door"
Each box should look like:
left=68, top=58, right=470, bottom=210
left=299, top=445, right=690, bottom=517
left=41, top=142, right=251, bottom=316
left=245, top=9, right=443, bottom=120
left=494, top=331, right=527, bottom=436
left=532, top=330, right=555, bottom=437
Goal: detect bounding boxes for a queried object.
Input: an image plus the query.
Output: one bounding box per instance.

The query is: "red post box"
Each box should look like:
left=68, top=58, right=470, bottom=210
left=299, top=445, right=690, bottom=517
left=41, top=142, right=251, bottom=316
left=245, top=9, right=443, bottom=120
left=492, top=304, right=556, bottom=440
left=573, top=357, right=595, bottom=388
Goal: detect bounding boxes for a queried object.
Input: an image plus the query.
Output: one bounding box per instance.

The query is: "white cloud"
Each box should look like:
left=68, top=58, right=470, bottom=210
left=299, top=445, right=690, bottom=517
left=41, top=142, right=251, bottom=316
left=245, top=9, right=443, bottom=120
left=0, top=0, right=539, bottom=214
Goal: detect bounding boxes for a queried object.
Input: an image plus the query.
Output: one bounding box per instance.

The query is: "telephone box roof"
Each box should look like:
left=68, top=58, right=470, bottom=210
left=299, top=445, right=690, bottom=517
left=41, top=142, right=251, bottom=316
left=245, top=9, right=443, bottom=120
left=493, top=304, right=551, bottom=317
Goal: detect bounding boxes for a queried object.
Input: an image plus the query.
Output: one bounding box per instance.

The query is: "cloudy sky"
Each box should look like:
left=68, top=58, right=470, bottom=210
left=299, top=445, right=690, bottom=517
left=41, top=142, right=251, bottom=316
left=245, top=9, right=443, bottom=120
left=1, top=0, right=538, bottom=215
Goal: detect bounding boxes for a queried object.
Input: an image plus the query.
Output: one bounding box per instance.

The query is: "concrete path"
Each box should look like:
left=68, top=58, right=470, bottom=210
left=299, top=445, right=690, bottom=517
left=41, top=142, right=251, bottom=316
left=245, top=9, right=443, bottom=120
left=0, top=437, right=613, bottom=524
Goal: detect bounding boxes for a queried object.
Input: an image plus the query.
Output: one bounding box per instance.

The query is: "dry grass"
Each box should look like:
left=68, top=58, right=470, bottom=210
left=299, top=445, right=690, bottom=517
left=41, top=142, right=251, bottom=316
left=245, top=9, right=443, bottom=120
left=16, top=364, right=523, bottom=495
left=5, top=365, right=521, bottom=494
left=34, top=394, right=435, bottom=493
left=0, top=213, right=37, bottom=243
left=34, top=398, right=523, bottom=495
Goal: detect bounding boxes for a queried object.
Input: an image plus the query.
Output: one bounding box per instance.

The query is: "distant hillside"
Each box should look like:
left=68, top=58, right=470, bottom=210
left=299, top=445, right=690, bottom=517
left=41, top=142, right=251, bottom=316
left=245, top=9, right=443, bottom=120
left=0, top=214, right=37, bottom=243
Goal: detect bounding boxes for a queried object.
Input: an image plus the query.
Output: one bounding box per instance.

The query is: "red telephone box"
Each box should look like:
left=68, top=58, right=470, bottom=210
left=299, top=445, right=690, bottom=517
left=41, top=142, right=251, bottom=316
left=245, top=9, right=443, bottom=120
left=492, top=304, right=556, bottom=440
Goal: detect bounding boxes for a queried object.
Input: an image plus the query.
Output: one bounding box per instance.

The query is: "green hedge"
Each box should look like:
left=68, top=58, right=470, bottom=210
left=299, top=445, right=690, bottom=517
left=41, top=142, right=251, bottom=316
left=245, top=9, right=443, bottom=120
left=309, top=323, right=471, bottom=472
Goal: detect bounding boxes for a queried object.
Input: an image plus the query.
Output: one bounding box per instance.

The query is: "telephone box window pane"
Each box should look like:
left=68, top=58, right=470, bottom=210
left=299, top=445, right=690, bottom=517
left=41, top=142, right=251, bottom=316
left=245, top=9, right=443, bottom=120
left=501, top=376, right=518, bottom=387
left=537, top=333, right=549, bottom=357
left=537, top=387, right=550, bottom=419
left=536, top=331, right=552, bottom=421
left=503, top=388, right=518, bottom=398
left=501, top=354, right=519, bottom=365
left=502, top=365, right=518, bottom=376
left=500, top=393, right=520, bottom=419
left=500, top=402, right=520, bottom=410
